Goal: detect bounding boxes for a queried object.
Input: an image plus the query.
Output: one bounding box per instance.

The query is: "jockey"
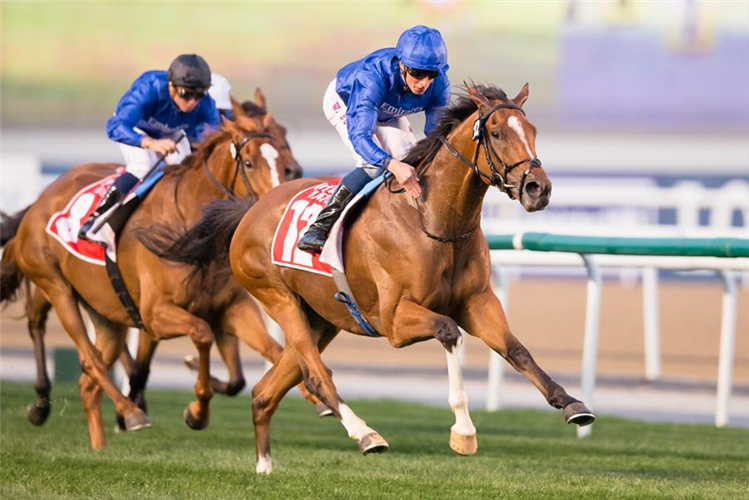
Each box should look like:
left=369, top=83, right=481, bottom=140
left=297, top=25, right=450, bottom=253
left=79, top=54, right=221, bottom=240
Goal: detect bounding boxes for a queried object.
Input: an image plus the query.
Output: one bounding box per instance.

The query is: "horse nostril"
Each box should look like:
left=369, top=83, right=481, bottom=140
left=524, top=181, right=541, bottom=199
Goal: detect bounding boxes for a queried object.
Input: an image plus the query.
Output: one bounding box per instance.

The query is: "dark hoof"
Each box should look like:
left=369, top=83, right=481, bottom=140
left=115, top=413, right=127, bottom=433
left=183, top=407, right=209, bottom=430
left=124, top=410, right=152, bottom=431
left=564, top=402, right=596, bottom=427
left=316, top=402, right=334, bottom=418
left=359, top=432, right=389, bottom=454
left=26, top=400, right=51, bottom=426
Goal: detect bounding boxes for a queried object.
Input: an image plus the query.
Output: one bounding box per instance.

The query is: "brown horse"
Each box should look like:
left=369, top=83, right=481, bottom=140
left=155, top=84, right=595, bottom=474
left=0, top=102, right=302, bottom=449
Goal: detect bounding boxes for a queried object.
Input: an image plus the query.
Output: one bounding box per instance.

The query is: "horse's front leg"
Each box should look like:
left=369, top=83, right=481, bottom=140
left=391, top=299, right=478, bottom=455
left=149, top=304, right=214, bottom=430
left=458, top=290, right=595, bottom=426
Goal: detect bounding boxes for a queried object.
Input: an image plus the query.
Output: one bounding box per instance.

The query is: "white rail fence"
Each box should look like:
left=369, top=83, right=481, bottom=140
left=484, top=233, right=749, bottom=437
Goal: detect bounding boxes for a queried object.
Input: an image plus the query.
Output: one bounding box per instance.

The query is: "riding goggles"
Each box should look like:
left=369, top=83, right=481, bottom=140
left=405, top=66, right=439, bottom=80
left=177, top=86, right=209, bottom=101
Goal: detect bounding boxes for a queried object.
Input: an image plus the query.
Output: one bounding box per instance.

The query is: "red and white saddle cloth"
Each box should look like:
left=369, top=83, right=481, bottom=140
left=271, top=179, right=341, bottom=276
left=45, top=169, right=124, bottom=266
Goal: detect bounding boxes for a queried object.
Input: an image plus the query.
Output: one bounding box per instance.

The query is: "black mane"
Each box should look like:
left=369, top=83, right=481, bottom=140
left=402, top=84, right=509, bottom=167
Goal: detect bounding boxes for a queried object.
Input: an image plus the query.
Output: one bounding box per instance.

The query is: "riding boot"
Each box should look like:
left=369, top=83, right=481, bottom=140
left=78, top=184, right=126, bottom=240
left=297, top=184, right=355, bottom=253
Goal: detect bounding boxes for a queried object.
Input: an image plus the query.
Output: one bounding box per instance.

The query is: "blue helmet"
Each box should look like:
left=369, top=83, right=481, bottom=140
left=396, top=25, right=448, bottom=72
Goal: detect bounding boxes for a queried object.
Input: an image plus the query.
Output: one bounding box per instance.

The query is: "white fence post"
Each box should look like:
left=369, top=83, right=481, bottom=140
left=715, top=270, right=738, bottom=427
left=578, top=255, right=602, bottom=438
left=642, top=267, right=662, bottom=381
left=486, top=267, right=509, bottom=411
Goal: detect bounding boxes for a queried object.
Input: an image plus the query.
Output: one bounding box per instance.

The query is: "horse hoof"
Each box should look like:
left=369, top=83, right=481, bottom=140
left=183, top=407, right=209, bottom=430
left=359, top=432, right=389, bottom=454
left=124, top=410, right=151, bottom=431
left=449, top=430, right=478, bottom=456
left=564, top=402, right=596, bottom=427
left=316, top=402, right=334, bottom=418
left=26, top=400, right=51, bottom=426
left=183, top=355, right=198, bottom=372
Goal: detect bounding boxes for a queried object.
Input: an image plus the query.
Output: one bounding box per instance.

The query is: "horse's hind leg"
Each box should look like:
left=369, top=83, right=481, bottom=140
left=115, top=329, right=157, bottom=432
left=221, top=297, right=326, bottom=412
left=79, top=310, right=128, bottom=449
left=148, top=302, right=214, bottom=430
left=391, top=299, right=477, bottom=455
left=26, top=287, right=53, bottom=426
left=458, top=291, right=595, bottom=426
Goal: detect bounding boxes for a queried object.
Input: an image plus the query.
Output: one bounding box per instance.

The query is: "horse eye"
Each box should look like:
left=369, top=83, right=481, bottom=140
left=490, top=131, right=501, bottom=139
left=244, top=160, right=253, bottom=168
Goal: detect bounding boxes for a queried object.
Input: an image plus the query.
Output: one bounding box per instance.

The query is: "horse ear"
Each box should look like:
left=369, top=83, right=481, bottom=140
left=230, top=95, right=244, bottom=117
left=262, top=111, right=275, bottom=129
left=466, top=84, right=491, bottom=112
left=513, top=83, right=530, bottom=108
left=254, top=88, right=267, bottom=110
left=221, top=115, right=241, bottom=139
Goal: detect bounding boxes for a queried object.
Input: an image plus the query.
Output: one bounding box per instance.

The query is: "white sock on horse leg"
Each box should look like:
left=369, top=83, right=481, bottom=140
left=445, top=335, right=476, bottom=437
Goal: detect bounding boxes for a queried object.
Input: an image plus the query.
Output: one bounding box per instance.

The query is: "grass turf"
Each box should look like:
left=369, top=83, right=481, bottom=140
left=1, top=381, right=747, bottom=499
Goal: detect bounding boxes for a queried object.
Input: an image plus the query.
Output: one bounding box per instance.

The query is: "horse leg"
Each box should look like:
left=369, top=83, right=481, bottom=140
left=115, top=330, right=157, bottom=431
left=26, top=287, right=53, bottom=426
left=211, top=331, right=246, bottom=395
left=458, top=291, right=595, bottom=426
left=79, top=310, right=128, bottom=449
left=38, top=282, right=148, bottom=448
left=391, top=299, right=478, bottom=455
left=221, top=298, right=327, bottom=412
left=149, top=303, right=214, bottom=430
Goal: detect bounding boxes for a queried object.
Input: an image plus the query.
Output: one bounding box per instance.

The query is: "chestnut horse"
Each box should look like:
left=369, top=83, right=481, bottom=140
left=156, top=84, right=595, bottom=474
left=0, top=103, right=302, bottom=449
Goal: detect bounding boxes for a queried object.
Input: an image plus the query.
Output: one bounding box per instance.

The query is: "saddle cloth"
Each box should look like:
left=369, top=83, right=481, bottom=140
left=271, top=179, right=341, bottom=276
left=45, top=169, right=125, bottom=265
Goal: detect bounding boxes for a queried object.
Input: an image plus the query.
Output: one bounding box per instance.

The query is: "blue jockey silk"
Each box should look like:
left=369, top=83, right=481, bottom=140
left=106, top=70, right=221, bottom=148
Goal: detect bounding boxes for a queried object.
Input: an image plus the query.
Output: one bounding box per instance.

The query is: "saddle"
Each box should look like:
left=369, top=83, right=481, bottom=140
left=46, top=166, right=167, bottom=329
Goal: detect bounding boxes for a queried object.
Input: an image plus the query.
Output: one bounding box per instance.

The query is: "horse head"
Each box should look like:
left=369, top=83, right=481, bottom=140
left=466, top=84, right=551, bottom=212
left=220, top=111, right=300, bottom=199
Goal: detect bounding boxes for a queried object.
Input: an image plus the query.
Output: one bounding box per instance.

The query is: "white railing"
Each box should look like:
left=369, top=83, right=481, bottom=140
left=485, top=233, right=749, bottom=437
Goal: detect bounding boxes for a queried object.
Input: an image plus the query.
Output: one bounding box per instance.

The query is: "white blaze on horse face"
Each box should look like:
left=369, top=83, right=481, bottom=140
left=338, top=403, right=376, bottom=441
left=507, top=116, right=534, bottom=158
left=260, top=143, right=281, bottom=188
left=256, top=453, right=272, bottom=474
left=445, top=335, right=476, bottom=437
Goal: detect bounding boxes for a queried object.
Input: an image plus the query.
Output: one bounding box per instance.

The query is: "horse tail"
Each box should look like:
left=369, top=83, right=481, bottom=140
left=1, top=239, right=28, bottom=304
left=136, top=198, right=253, bottom=282
left=1, top=207, right=30, bottom=247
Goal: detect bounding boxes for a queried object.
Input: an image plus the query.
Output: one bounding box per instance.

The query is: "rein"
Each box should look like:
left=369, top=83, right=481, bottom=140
left=418, top=102, right=541, bottom=243
left=201, top=131, right=274, bottom=202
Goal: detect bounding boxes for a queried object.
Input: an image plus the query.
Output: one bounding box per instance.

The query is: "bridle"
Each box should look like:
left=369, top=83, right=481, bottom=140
left=418, top=102, right=542, bottom=243
left=202, top=131, right=274, bottom=201
left=439, top=102, right=542, bottom=204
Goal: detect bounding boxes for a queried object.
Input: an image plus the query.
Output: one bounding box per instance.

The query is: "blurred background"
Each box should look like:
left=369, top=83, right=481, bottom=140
left=1, top=1, right=748, bottom=427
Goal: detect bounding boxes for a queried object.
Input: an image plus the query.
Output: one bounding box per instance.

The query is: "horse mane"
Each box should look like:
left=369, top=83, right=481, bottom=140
left=402, top=84, right=509, bottom=167
left=163, top=129, right=229, bottom=176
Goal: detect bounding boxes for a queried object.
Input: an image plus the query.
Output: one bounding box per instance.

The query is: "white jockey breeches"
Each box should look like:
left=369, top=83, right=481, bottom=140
left=118, top=130, right=191, bottom=179
left=323, top=79, right=416, bottom=178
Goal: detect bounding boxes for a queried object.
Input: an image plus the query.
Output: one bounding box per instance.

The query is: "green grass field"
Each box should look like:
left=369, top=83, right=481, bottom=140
left=1, top=381, right=747, bottom=499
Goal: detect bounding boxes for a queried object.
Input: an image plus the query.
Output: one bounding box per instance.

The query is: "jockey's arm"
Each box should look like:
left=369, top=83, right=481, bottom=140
left=106, top=78, right=158, bottom=148
left=346, top=80, right=391, bottom=169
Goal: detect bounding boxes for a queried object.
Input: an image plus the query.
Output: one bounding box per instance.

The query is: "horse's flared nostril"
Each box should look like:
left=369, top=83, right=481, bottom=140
left=524, top=181, right=542, bottom=199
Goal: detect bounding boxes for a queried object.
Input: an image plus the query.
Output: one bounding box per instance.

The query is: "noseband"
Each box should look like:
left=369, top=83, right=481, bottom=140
left=202, top=131, right=275, bottom=201
left=439, top=103, right=542, bottom=203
